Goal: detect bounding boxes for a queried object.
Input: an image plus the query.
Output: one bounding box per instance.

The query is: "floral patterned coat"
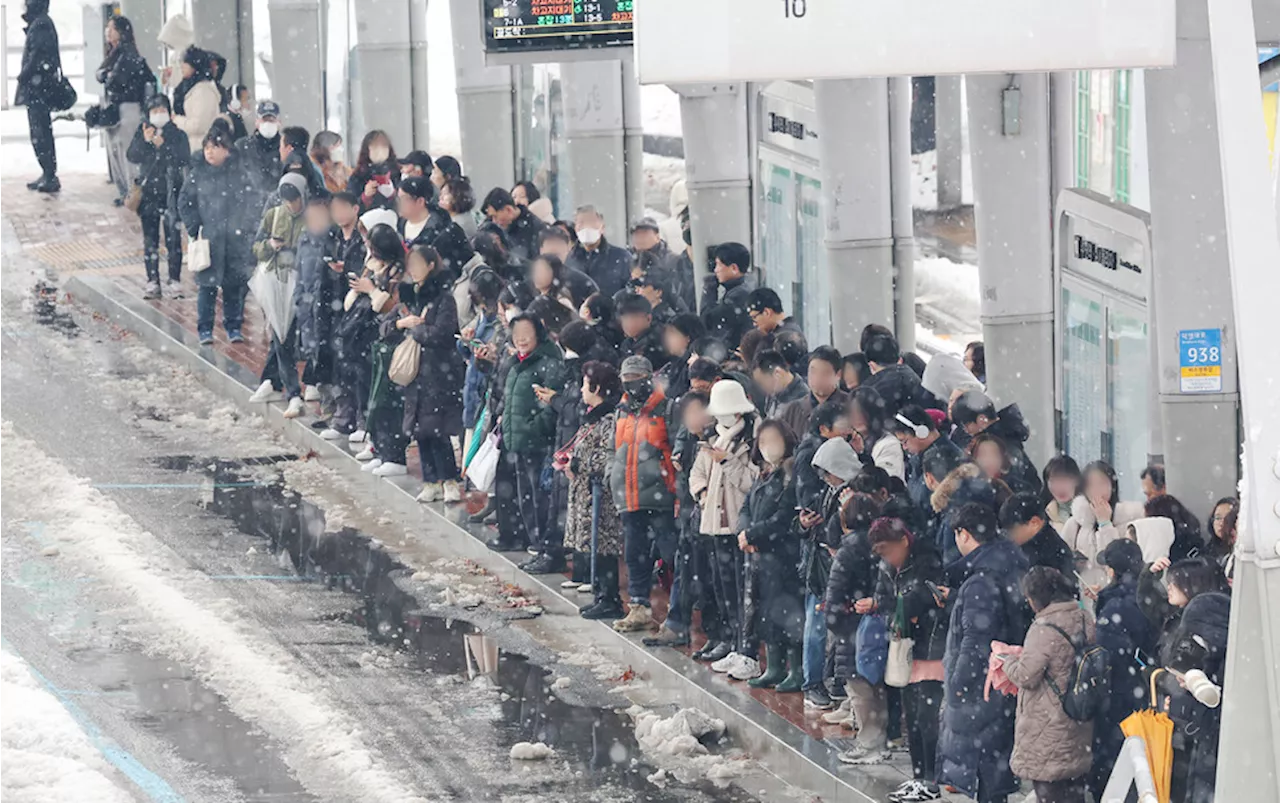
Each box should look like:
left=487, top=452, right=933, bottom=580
left=565, top=409, right=623, bottom=556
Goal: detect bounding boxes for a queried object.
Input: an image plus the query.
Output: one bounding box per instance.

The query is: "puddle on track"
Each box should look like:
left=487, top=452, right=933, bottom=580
left=183, top=456, right=757, bottom=802
left=31, top=281, right=81, bottom=337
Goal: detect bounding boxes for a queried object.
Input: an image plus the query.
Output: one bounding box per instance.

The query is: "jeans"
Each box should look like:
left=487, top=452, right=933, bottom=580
left=802, top=592, right=828, bottom=690
left=260, top=322, right=301, bottom=399
left=846, top=677, right=888, bottom=751
left=27, top=102, right=56, bottom=177
left=621, top=509, right=676, bottom=606
left=903, top=681, right=942, bottom=780
left=197, top=282, right=248, bottom=336
left=141, top=206, right=183, bottom=284
left=418, top=435, right=458, bottom=482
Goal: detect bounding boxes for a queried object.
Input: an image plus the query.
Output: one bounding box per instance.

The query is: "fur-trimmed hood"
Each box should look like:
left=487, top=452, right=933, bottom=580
left=930, top=462, right=989, bottom=513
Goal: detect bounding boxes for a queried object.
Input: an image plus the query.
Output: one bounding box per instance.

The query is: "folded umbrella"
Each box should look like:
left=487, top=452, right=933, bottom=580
left=248, top=263, right=298, bottom=342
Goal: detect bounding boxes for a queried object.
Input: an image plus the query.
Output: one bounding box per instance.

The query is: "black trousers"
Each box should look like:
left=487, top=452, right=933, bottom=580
left=330, top=343, right=371, bottom=434
left=710, top=535, right=749, bottom=657
left=417, top=435, right=458, bottom=482
left=513, top=450, right=550, bottom=551
left=27, top=102, right=56, bottom=177
left=140, top=205, right=183, bottom=284
left=261, top=322, right=301, bottom=399
left=903, top=680, right=942, bottom=781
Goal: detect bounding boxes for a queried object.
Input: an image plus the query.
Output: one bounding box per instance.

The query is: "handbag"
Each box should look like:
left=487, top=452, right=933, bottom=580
left=467, top=432, right=501, bottom=493
left=188, top=228, right=212, bottom=273
left=885, top=594, right=915, bottom=688
left=855, top=614, right=889, bottom=686
left=49, top=71, right=78, bottom=112
left=388, top=305, right=428, bottom=386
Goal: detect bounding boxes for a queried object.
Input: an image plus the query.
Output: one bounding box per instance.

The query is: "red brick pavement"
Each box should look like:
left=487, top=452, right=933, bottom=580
left=3, top=173, right=851, bottom=744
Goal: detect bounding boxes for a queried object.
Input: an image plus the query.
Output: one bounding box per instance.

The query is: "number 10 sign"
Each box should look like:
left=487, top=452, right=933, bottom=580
left=1179, top=329, right=1223, bottom=393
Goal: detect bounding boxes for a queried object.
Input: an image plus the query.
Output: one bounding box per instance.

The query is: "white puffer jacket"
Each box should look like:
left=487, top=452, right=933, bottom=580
left=172, top=80, right=224, bottom=154
left=1062, top=495, right=1144, bottom=587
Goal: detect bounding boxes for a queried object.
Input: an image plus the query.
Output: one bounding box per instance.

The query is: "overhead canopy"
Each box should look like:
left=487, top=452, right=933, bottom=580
left=635, top=0, right=1176, bottom=84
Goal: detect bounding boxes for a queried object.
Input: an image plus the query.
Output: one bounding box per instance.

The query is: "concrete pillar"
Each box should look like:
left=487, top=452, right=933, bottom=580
left=561, top=60, right=628, bottom=235
left=119, top=0, right=166, bottom=72
left=190, top=0, right=255, bottom=87
left=409, top=0, right=430, bottom=150
left=348, top=0, right=413, bottom=153
left=620, top=57, right=645, bottom=228
left=676, top=84, right=753, bottom=307
left=448, top=0, right=515, bottom=196
left=815, top=78, right=893, bottom=353
left=965, top=72, right=1054, bottom=469
left=889, top=77, right=917, bottom=353
left=1144, top=0, right=1239, bottom=516
left=266, top=0, right=324, bottom=134
left=935, top=75, right=964, bottom=210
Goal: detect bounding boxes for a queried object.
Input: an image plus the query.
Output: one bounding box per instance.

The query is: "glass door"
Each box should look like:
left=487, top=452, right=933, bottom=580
left=758, top=160, right=798, bottom=317
left=796, top=172, right=829, bottom=344
left=1107, top=299, right=1149, bottom=501
left=1061, top=281, right=1107, bottom=467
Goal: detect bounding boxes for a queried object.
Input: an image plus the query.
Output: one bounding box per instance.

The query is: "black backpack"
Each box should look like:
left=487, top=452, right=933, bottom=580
left=1040, top=613, right=1111, bottom=722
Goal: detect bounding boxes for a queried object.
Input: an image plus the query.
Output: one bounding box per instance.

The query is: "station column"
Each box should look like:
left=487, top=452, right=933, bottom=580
left=964, top=72, right=1055, bottom=469
left=815, top=78, right=894, bottom=352
left=118, top=0, right=165, bottom=73
left=560, top=59, right=631, bottom=233
left=348, top=0, right=414, bottom=153
left=266, top=0, right=324, bottom=133
left=675, top=84, right=753, bottom=305
left=409, top=0, right=431, bottom=150
left=934, top=76, right=964, bottom=210
left=448, top=0, right=516, bottom=196
left=1144, top=0, right=1240, bottom=515
left=189, top=0, right=255, bottom=88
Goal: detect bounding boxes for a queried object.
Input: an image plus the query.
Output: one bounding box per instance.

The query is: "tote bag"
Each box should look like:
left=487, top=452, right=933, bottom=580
left=388, top=306, right=427, bottom=386
left=885, top=594, right=915, bottom=688
left=189, top=228, right=212, bottom=273
left=467, top=432, right=501, bottom=493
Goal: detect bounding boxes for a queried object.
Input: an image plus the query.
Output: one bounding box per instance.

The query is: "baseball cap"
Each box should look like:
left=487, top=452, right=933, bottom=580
left=631, top=217, right=660, bottom=233
left=620, top=355, right=654, bottom=378
left=398, top=150, right=433, bottom=171
left=256, top=99, right=280, bottom=118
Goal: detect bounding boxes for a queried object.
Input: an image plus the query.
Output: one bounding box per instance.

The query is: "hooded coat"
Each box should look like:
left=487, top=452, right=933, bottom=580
left=1062, top=496, right=1145, bottom=588
left=1004, top=602, right=1097, bottom=783
left=609, top=386, right=678, bottom=513
left=127, top=118, right=189, bottom=212
left=690, top=421, right=758, bottom=535
left=236, top=130, right=283, bottom=211
left=930, top=462, right=999, bottom=568
left=179, top=148, right=257, bottom=288
left=1090, top=573, right=1157, bottom=792
left=921, top=352, right=984, bottom=403
left=398, top=269, right=466, bottom=440
left=252, top=173, right=309, bottom=272
left=171, top=77, right=223, bottom=155
left=157, top=15, right=195, bottom=89
left=937, top=537, right=1030, bottom=799
left=15, top=0, right=60, bottom=108
left=982, top=404, right=1041, bottom=494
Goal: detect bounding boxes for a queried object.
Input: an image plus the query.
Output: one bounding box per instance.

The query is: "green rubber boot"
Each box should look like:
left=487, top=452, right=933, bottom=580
left=774, top=646, right=805, bottom=693
left=748, top=643, right=788, bottom=688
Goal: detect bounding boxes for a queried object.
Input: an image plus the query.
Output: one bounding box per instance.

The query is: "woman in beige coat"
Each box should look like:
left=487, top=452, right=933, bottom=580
left=1001, top=566, right=1096, bottom=803
left=690, top=380, right=760, bottom=680
left=1062, top=460, right=1144, bottom=591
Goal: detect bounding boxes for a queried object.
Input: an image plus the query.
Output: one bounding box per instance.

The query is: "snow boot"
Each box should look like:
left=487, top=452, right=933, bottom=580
left=774, top=646, right=805, bottom=693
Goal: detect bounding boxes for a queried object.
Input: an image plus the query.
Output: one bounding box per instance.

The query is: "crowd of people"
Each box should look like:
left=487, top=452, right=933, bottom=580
left=18, top=11, right=1238, bottom=803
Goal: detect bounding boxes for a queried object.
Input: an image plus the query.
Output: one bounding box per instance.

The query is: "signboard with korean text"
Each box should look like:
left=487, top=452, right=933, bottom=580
left=1179, top=329, right=1224, bottom=393
left=484, top=0, right=633, bottom=57
left=635, top=0, right=1175, bottom=84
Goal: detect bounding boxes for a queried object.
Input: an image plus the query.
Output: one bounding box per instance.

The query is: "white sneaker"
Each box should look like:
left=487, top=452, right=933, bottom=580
left=303, top=385, right=321, bottom=402
left=348, top=429, right=367, bottom=444
left=282, top=397, right=305, bottom=418
left=319, top=428, right=344, bottom=441
left=727, top=656, right=761, bottom=681
left=577, top=583, right=593, bottom=593
left=360, top=458, right=383, bottom=472
left=836, top=745, right=891, bottom=765
left=442, top=481, right=462, bottom=503
left=416, top=482, right=443, bottom=502
left=560, top=579, right=579, bottom=589
left=248, top=380, right=284, bottom=403
left=354, top=446, right=375, bottom=461
left=372, top=462, right=407, bottom=477
left=166, top=279, right=184, bottom=299
left=710, top=651, right=744, bottom=674
left=822, top=698, right=854, bottom=726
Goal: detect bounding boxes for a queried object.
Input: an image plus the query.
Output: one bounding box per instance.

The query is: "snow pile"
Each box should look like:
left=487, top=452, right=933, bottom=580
left=0, top=650, right=133, bottom=803
left=912, top=149, right=938, bottom=210
left=634, top=708, right=725, bottom=757
left=558, top=647, right=627, bottom=682
left=0, top=425, right=437, bottom=803
left=509, top=742, right=553, bottom=761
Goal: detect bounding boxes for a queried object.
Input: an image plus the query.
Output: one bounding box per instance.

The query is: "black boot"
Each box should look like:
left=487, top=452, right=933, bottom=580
left=581, top=556, right=623, bottom=619
left=570, top=551, right=591, bottom=585
left=469, top=497, right=497, bottom=523
left=34, top=174, right=61, bottom=193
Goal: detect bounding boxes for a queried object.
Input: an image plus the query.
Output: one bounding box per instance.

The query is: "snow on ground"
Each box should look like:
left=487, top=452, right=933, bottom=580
left=912, top=149, right=938, bottom=211
left=915, top=255, right=981, bottom=330
left=0, top=423, right=437, bottom=803
left=0, top=649, right=134, bottom=803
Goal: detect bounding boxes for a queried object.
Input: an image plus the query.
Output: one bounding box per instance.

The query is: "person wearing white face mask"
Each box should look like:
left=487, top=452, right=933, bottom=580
left=567, top=204, right=632, bottom=299
left=127, top=94, right=190, bottom=300
left=234, top=99, right=282, bottom=212
left=690, top=380, right=761, bottom=679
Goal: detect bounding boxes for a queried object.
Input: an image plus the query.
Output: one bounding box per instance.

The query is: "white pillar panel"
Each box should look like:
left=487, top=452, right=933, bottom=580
left=621, top=57, right=645, bottom=228
left=119, top=0, right=166, bottom=73
left=935, top=75, right=964, bottom=210
left=349, top=0, right=413, bottom=153
left=190, top=0, right=254, bottom=87
left=965, top=72, right=1055, bottom=469
left=677, top=85, right=753, bottom=307
left=1144, top=0, right=1239, bottom=515
left=561, top=60, right=628, bottom=234
left=409, top=0, right=430, bottom=150
left=448, top=0, right=514, bottom=195
left=267, top=0, right=324, bottom=134
left=815, top=78, right=893, bottom=353
left=889, top=77, right=916, bottom=353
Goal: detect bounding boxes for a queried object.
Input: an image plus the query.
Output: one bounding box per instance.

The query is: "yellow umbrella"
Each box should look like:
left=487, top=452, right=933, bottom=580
left=1121, top=669, right=1175, bottom=803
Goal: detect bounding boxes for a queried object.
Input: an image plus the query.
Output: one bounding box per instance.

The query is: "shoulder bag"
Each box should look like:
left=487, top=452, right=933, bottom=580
left=388, top=305, right=427, bottom=386
left=884, top=593, right=915, bottom=688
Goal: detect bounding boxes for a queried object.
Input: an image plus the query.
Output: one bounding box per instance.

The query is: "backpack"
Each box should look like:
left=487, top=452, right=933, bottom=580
left=1040, top=613, right=1111, bottom=722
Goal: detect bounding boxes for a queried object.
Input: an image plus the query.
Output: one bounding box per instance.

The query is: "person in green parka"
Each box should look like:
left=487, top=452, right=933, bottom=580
left=247, top=172, right=309, bottom=414
left=497, top=313, right=568, bottom=552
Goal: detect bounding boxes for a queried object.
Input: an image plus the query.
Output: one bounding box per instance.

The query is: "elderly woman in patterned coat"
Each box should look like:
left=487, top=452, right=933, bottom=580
left=565, top=361, right=625, bottom=620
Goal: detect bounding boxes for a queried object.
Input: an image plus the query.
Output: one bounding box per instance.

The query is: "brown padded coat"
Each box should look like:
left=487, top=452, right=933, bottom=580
left=1003, top=600, right=1097, bottom=782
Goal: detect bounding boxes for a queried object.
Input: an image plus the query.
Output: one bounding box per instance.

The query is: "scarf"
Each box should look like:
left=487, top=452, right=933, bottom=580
left=711, top=417, right=746, bottom=452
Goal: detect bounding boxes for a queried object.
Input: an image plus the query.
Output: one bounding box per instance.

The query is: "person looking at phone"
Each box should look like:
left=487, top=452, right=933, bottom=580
left=294, top=196, right=342, bottom=423
left=127, top=93, right=189, bottom=300
left=324, top=192, right=372, bottom=441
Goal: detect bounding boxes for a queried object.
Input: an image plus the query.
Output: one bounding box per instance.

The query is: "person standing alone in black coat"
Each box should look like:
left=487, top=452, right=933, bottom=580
left=127, top=95, right=189, bottom=299
left=16, top=0, right=63, bottom=192
left=700, top=242, right=755, bottom=348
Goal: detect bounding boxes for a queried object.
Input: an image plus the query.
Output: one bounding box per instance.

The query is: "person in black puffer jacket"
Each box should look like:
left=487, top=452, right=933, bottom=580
left=952, top=391, right=1042, bottom=495
left=870, top=518, right=948, bottom=798
left=863, top=332, right=939, bottom=417
left=127, top=95, right=189, bottom=298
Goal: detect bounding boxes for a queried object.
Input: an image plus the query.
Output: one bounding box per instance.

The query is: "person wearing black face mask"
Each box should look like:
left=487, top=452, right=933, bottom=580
left=604, top=356, right=680, bottom=630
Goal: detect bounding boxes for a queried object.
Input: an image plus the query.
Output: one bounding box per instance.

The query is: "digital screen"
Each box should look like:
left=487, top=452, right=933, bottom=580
left=484, top=0, right=634, bottom=54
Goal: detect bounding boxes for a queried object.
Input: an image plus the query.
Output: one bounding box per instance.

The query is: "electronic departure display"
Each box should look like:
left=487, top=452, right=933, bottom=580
left=483, top=0, right=634, bottom=54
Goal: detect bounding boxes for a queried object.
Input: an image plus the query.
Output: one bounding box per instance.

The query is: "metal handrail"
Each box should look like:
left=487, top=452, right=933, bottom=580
left=1100, top=735, right=1161, bottom=803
